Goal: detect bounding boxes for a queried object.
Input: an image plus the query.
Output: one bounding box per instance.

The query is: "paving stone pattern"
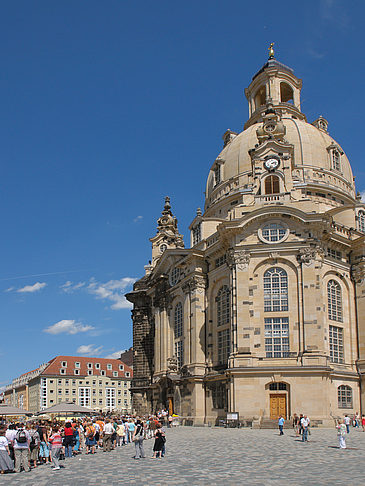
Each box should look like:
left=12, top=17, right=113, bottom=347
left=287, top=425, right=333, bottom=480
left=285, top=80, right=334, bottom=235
left=1, top=427, right=364, bottom=485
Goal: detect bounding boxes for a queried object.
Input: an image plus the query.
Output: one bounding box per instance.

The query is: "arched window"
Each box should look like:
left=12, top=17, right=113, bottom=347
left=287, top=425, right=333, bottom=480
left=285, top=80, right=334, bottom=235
left=217, top=286, right=230, bottom=327
left=254, top=86, right=266, bottom=110
left=338, top=385, right=352, bottom=409
left=174, top=302, right=184, bottom=368
left=265, top=175, right=280, bottom=194
left=332, top=150, right=341, bottom=171
left=264, top=268, right=288, bottom=312
left=358, top=211, right=365, bottom=233
left=174, top=303, right=183, bottom=338
left=328, top=280, right=342, bottom=322
left=280, top=82, right=294, bottom=103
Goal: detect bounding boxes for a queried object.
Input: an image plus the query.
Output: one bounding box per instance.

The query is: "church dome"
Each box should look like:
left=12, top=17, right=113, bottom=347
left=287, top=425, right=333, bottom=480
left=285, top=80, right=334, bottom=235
left=204, top=57, right=355, bottom=213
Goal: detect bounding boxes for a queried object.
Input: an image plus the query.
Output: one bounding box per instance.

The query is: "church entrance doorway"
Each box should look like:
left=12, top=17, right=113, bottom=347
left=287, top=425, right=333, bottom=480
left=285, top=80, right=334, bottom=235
left=270, top=394, right=287, bottom=420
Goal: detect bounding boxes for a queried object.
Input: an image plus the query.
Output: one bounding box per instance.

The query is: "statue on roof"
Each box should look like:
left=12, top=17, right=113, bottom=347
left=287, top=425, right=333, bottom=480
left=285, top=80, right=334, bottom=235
left=268, top=42, right=275, bottom=59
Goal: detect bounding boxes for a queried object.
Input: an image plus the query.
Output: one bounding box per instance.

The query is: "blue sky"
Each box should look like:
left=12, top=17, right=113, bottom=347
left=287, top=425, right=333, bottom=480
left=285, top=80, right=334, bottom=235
left=0, top=0, right=364, bottom=387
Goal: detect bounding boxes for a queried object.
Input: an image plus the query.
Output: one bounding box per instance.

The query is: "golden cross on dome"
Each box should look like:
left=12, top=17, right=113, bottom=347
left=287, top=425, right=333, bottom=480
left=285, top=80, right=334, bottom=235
left=268, top=42, right=275, bottom=59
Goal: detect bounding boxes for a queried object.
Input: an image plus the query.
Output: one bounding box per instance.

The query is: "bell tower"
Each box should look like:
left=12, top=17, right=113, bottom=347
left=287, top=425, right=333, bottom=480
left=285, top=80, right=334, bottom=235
left=149, top=196, right=184, bottom=268
left=244, top=43, right=305, bottom=129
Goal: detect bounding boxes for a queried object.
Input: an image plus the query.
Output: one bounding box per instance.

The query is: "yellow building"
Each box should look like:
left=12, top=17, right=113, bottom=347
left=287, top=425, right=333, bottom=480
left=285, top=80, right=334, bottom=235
left=5, top=356, right=133, bottom=414
left=127, top=51, right=365, bottom=427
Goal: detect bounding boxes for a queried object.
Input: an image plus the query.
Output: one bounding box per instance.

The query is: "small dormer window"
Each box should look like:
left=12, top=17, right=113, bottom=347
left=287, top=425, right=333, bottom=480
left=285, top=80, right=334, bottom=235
left=61, top=361, right=67, bottom=368
left=358, top=211, right=365, bottom=233
left=107, top=364, right=112, bottom=370
left=332, top=150, right=341, bottom=171
left=192, top=223, right=201, bottom=246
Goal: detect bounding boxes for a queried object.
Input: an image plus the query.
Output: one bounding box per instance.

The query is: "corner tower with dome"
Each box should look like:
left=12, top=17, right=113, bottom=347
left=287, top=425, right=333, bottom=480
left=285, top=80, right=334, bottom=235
left=126, top=48, right=365, bottom=426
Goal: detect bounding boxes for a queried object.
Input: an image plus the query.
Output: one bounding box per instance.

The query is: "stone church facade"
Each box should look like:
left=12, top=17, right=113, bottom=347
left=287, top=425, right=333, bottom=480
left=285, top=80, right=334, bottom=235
left=127, top=52, right=365, bottom=426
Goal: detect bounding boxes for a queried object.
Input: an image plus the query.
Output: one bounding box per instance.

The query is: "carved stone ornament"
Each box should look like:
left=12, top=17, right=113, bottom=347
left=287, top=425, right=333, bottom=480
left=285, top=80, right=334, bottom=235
left=352, top=263, right=365, bottom=284
left=182, top=275, right=206, bottom=294
left=297, top=246, right=325, bottom=265
left=167, top=355, right=179, bottom=373
left=227, top=249, right=251, bottom=270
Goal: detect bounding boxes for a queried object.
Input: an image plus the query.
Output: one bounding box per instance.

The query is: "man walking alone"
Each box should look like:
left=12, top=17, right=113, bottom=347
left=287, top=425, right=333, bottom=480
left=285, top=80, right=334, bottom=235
left=278, top=416, right=285, bottom=435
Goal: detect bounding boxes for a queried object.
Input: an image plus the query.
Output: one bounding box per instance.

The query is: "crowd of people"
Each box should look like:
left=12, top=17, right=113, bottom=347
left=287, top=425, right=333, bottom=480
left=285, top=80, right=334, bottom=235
left=0, top=411, right=170, bottom=474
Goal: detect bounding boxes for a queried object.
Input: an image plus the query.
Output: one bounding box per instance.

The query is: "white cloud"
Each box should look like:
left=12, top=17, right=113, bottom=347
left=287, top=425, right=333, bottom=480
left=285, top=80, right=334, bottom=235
left=17, top=282, right=47, bottom=293
left=360, top=191, right=365, bottom=203
left=4, top=287, right=14, bottom=292
left=133, top=215, right=143, bottom=223
left=60, top=281, right=85, bottom=293
left=76, top=344, right=103, bottom=357
left=43, top=319, right=95, bottom=335
left=104, top=349, right=126, bottom=359
left=87, top=277, right=136, bottom=310
left=60, top=276, right=135, bottom=310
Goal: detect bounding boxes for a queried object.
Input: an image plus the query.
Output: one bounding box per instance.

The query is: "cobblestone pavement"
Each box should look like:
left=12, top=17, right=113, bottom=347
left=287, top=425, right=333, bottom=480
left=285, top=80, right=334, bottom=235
left=1, top=427, right=365, bottom=485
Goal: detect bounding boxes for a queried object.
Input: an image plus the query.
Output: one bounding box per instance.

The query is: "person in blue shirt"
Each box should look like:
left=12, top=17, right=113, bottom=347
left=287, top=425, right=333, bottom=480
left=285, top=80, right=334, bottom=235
left=278, top=416, right=285, bottom=435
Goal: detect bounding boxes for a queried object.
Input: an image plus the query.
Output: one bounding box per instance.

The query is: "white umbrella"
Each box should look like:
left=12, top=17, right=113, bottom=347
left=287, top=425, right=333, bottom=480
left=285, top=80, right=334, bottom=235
left=36, top=402, right=93, bottom=416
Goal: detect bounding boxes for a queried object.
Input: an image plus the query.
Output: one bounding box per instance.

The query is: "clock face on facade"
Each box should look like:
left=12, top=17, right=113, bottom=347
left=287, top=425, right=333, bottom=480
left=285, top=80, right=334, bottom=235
left=264, top=157, right=280, bottom=171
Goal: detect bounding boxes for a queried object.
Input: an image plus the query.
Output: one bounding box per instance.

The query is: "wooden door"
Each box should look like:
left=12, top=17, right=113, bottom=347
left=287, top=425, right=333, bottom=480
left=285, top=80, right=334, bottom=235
left=270, top=394, right=287, bottom=420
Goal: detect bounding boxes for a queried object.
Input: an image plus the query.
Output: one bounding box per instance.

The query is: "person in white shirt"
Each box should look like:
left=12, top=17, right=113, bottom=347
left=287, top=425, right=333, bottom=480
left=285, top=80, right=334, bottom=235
left=0, top=428, right=14, bottom=473
left=103, top=419, right=114, bottom=452
left=344, top=415, right=351, bottom=434
left=300, top=416, right=309, bottom=442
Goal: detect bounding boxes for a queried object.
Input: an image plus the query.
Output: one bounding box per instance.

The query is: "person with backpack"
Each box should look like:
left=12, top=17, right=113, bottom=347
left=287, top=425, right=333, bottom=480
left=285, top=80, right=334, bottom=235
left=85, top=421, right=96, bottom=454
left=13, top=423, right=31, bottom=473
left=132, top=419, right=145, bottom=459
left=29, top=423, right=40, bottom=468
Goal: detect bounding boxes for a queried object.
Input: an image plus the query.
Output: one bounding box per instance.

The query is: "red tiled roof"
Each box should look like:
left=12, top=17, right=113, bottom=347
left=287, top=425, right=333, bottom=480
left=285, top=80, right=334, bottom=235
left=19, top=368, right=39, bottom=377
left=41, top=356, right=133, bottom=379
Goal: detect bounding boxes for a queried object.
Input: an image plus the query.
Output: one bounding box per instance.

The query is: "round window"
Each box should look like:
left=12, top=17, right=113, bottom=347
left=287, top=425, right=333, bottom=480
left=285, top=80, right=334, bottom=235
left=259, top=222, right=289, bottom=244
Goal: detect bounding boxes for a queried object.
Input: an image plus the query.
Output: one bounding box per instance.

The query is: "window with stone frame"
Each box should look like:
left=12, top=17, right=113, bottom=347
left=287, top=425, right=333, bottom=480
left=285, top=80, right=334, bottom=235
left=217, top=328, right=230, bottom=365
left=174, top=340, right=184, bottom=368
left=214, top=165, right=221, bottom=186
left=332, top=149, right=341, bottom=171
left=329, top=325, right=344, bottom=363
left=327, top=280, right=342, bottom=322
left=264, top=317, right=289, bottom=358
left=264, top=175, right=280, bottom=194
left=211, top=382, right=227, bottom=410
left=358, top=211, right=365, bottom=233
left=217, top=285, right=230, bottom=327
left=338, top=385, right=352, bottom=408
left=192, top=223, right=201, bottom=246
left=174, top=302, right=183, bottom=338
left=264, top=267, right=288, bottom=312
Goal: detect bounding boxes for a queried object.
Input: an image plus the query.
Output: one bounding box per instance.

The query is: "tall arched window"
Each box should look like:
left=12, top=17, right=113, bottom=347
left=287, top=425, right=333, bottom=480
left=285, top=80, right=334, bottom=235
left=265, top=175, right=280, bottom=194
left=174, top=302, right=183, bottom=338
left=217, top=286, right=230, bottom=327
left=280, top=82, right=294, bottom=103
left=328, top=280, right=342, bottom=322
left=358, top=211, right=365, bottom=233
left=338, top=385, right=352, bottom=409
left=264, top=267, right=288, bottom=312
left=174, top=302, right=184, bottom=368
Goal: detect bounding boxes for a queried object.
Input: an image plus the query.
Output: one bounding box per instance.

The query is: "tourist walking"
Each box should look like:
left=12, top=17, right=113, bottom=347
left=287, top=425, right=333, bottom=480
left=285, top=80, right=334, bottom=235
left=278, top=416, right=284, bottom=435
left=13, top=423, right=31, bottom=473
left=337, top=420, right=347, bottom=449
left=132, top=420, right=145, bottom=459
left=0, top=428, right=14, bottom=474
left=63, top=422, right=74, bottom=458
left=29, top=423, right=40, bottom=468
left=48, top=425, right=62, bottom=471
left=103, top=419, right=114, bottom=452
left=344, top=415, right=351, bottom=434
left=85, top=422, right=96, bottom=454
left=152, top=425, right=165, bottom=458
left=301, top=415, right=309, bottom=442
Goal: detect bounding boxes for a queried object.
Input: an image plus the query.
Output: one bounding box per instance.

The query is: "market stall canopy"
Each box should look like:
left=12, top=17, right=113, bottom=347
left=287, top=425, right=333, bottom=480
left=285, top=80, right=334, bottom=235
left=0, top=404, right=32, bottom=416
left=36, top=402, right=93, bottom=415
